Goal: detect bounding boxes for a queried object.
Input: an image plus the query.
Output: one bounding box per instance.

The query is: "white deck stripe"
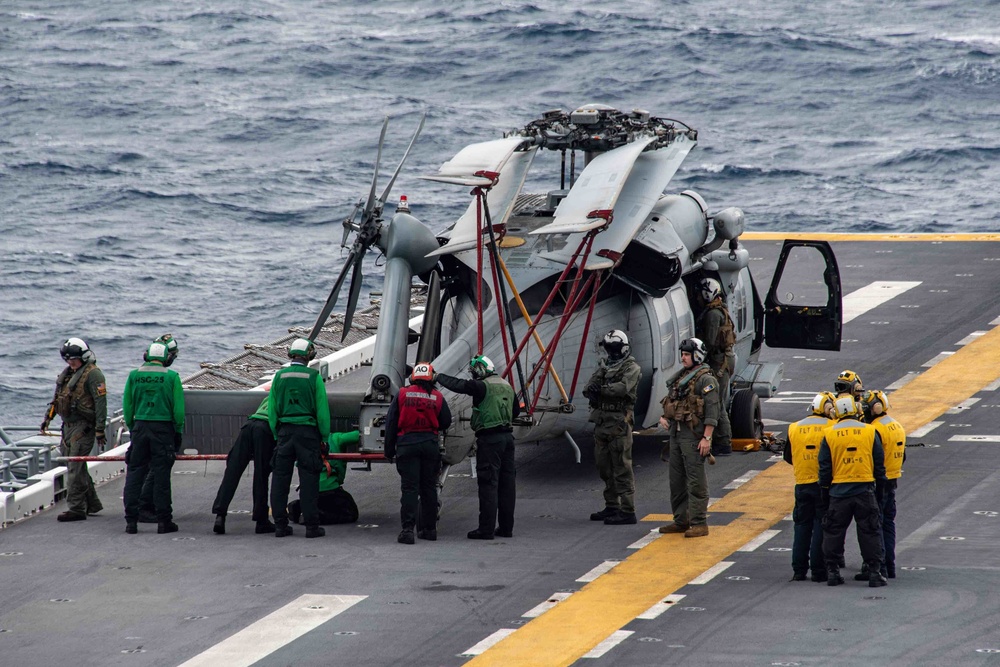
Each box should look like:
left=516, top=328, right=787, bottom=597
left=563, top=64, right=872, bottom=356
left=991, top=315, right=1000, bottom=326
left=737, top=529, right=781, bottom=552
left=581, top=630, right=634, bottom=658
left=724, top=469, right=762, bottom=490
left=886, top=372, right=920, bottom=391
left=176, top=594, right=366, bottom=667
left=946, top=397, right=981, bottom=414
left=460, top=629, right=517, bottom=656
left=708, top=497, right=722, bottom=507
left=628, top=529, right=663, bottom=550
left=782, top=513, right=793, bottom=521
left=986, top=379, right=1000, bottom=391
left=923, top=351, right=956, bottom=367
left=909, top=421, right=943, bottom=438
left=956, top=331, right=988, bottom=346
left=948, top=435, right=1000, bottom=442
left=842, top=281, right=921, bottom=323
left=690, top=561, right=735, bottom=584
left=522, top=592, right=573, bottom=618
left=636, top=594, right=686, bottom=620
left=576, top=560, right=621, bottom=583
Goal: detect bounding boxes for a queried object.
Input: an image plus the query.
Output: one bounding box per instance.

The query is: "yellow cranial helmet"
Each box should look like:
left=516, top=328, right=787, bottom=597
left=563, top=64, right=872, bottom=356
left=864, top=390, right=890, bottom=416
left=810, top=391, right=837, bottom=418
left=834, top=369, right=863, bottom=396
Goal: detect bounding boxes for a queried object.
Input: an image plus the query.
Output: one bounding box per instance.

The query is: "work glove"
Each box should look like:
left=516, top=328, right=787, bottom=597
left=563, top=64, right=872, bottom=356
left=584, top=383, right=601, bottom=400
left=321, top=440, right=330, bottom=455
left=173, top=432, right=183, bottom=453
left=40, top=419, right=51, bottom=433
left=96, top=431, right=107, bottom=447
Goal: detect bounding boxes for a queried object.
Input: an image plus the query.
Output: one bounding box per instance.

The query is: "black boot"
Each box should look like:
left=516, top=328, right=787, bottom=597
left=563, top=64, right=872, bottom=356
left=255, top=520, right=276, bottom=534
left=826, top=564, right=844, bottom=587
left=398, top=529, right=415, bottom=545
left=274, top=523, right=293, bottom=538
left=869, top=563, right=888, bottom=587
left=213, top=515, right=226, bottom=535
left=125, top=520, right=138, bottom=535
left=157, top=521, right=179, bottom=534
left=305, top=525, right=325, bottom=539
left=811, top=569, right=828, bottom=583
left=854, top=562, right=870, bottom=581
left=417, top=529, right=437, bottom=541
left=604, top=511, right=637, bottom=525
left=467, top=528, right=494, bottom=540
left=590, top=506, right=618, bottom=521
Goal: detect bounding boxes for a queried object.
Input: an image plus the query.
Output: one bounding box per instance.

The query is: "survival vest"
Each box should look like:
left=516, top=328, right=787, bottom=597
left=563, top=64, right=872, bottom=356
left=661, top=365, right=713, bottom=428
left=872, top=415, right=906, bottom=480
left=706, top=299, right=736, bottom=351
left=787, top=415, right=830, bottom=485
left=396, top=384, right=444, bottom=436
left=54, top=363, right=98, bottom=421
left=826, top=418, right=877, bottom=484
left=471, top=375, right=515, bottom=432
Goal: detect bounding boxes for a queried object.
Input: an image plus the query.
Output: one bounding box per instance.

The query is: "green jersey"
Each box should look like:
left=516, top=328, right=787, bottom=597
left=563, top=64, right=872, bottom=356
left=267, top=362, right=330, bottom=439
left=122, top=362, right=185, bottom=433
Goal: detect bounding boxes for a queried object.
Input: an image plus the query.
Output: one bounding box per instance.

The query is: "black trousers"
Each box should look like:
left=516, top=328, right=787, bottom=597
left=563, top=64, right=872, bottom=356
left=270, top=424, right=322, bottom=528
left=822, top=489, right=884, bottom=571
left=792, top=483, right=825, bottom=576
left=211, top=419, right=277, bottom=521
left=476, top=431, right=516, bottom=535
left=396, top=438, right=440, bottom=531
left=123, top=421, right=176, bottom=522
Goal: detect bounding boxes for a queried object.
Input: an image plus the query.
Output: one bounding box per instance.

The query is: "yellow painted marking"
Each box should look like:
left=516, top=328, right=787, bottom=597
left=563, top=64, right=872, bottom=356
left=466, top=322, right=1000, bottom=666
left=640, top=514, right=672, bottom=522
left=743, top=232, right=1000, bottom=242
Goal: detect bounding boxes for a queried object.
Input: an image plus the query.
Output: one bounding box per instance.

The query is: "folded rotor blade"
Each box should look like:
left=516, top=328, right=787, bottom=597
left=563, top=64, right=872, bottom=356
left=362, top=116, right=390, bottom=222
left=308, top=249, right=357, bottom=341
left=340, top=252, right=366, bottom=342
left=379, top=111, right=426, bottom=206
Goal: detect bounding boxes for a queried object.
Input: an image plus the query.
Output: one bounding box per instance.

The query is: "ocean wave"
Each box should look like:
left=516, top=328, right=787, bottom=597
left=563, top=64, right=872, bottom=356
left=695, top=163, right=814, bottom=180
left=877, top=146, right=1000, bottom=169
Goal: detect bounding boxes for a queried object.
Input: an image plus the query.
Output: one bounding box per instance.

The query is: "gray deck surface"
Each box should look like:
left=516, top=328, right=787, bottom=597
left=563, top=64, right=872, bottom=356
left=2, top=237, right=1000, bottom=666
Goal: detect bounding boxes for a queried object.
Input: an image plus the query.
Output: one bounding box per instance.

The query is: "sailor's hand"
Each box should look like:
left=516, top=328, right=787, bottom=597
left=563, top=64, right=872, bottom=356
left=40, top=420, right=50, bottom=433
left=173, top=432, right=183, bottom=452
left=658, top=417, right=668, bottom=429
left=96, top=431, right=107, bottom=447
left=697, top=438, right=712, bottom=457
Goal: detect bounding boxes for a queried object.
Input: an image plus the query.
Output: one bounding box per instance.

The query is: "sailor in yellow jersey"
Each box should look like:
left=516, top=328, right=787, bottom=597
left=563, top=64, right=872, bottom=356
left=783, top=391, right=836, bottom=582
left=854, top=390, right=906, bottom=581
left=818, top=394, right=887, bottom=587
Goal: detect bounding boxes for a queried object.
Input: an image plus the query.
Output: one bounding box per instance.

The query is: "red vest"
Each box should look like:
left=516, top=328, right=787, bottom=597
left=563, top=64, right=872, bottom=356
left=397, top=385, right=443, bottom=436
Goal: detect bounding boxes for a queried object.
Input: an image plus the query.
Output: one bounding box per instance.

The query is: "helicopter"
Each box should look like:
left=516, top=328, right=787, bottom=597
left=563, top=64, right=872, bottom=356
left=301, top=103, right=843, bottom=467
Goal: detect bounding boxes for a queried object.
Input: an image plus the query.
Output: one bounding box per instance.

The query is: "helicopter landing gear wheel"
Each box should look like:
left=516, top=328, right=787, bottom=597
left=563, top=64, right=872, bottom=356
left=730, top=389, right=763, bottom=441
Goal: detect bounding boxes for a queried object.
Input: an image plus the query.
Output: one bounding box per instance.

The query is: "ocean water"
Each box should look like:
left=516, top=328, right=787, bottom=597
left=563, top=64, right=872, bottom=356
left=2, top=0, right=998, bottom=424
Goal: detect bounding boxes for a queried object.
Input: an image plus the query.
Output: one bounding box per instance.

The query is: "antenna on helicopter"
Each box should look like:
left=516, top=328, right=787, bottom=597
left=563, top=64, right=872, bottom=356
left=309, top=111, right=427, bottom=343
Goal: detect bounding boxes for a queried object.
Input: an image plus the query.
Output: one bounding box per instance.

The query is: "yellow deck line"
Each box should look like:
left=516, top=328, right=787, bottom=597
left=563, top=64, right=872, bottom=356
left=743, top=232, right=1000, bottom=242
left=467, top=326, right=1000, bottom=666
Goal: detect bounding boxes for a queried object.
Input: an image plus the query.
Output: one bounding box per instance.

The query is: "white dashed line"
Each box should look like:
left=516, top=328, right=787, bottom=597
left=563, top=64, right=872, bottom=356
left=923, top=351, right=956, bottom=368
left=886, top=372, right=920, bottom=391
left=737, top=529, right=781, bottom=552
left=947, top=398, right=981, bottom=414
left=636, top=594, right=686, bottom=620
left=577, top=560, right=621, bottom=583
left=909, top=421, right=943, bottom=438
left=582, top=630, right=634, bottom=658
left=689, top=561, right=735, bottom=585
left=628, top=530, right=663, bottom=550
left=724, top=470, right=762, bottom=490
left=948, top=435, right=1000, bottom=442
left=956, top=331, right=988, bottom=346
left=842, top=281, right=921, bottom=323
left=460, top=629, right=516, bottom=656
left=522, top=592, right=573, bottom=618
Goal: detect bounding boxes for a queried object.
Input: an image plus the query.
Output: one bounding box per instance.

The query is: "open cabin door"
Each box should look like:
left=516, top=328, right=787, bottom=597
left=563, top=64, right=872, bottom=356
left=763, top=240, right=842, bottom=351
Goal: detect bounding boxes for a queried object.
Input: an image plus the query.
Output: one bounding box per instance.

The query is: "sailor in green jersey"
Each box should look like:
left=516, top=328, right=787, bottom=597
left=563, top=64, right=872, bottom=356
left=268, top=338, right=330, bottom=539
left=211, top=394, right=277, bottom=535
left=137, top=333, right=179, bottom=523
left=122, top=339, right=185, bottom=535
left=436, top=355, right=518, bottom=540
left=288, top=430, right=360, bottom=525
left=43, top=338, right=108, bottom=522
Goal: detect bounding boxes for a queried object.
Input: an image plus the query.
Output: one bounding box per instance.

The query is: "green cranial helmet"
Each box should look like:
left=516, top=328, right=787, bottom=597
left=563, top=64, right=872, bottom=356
left=469, top=355, right=495, bottom=380
left=145, top=341, right=170, bottom=365
left=288, top=338, right=316, bottom=362
left=155, top=334, right=179, bottom=367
